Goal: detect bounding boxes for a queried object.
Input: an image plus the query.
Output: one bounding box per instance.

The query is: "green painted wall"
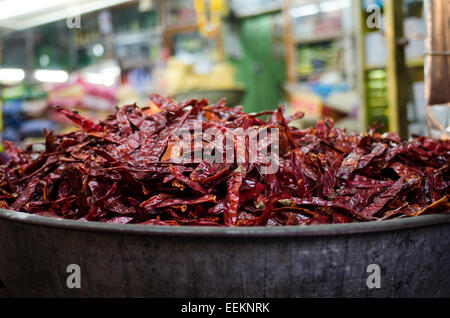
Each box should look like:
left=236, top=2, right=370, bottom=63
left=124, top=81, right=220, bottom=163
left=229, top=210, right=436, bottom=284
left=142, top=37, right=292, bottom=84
left=229, top=14, right=286, bottom=113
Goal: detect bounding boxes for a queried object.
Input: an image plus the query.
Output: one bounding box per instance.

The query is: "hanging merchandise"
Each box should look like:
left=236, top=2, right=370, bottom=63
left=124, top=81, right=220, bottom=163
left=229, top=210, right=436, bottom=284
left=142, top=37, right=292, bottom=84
left=424, top=0, right=450, bottom=140
left=194, top=0, right=225, bottom=38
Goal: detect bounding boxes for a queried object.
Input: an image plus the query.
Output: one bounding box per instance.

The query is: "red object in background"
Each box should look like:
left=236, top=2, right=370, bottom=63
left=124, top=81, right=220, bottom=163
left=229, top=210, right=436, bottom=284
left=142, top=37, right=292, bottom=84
left=47, top=76, right=117, bottom=111
left=321, top=103, right=348, bottom=122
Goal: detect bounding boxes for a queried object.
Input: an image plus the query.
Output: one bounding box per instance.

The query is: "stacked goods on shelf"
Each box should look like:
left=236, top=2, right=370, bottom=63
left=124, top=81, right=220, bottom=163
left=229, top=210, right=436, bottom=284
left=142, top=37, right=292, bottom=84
left=292, top=2, right=343, bottom=42
left=292, top=0, right=347, bottom=79
left=165, top=58, right=238, bottom=94
left=165, top=0, right=197, bottom=27
left=164, top=26, right=244, bottom=106
left=296, top=43, right=342, bottom=78
left=361, top=0, right=427, bottom=134
left=365, top=69, right=389, bottom=131
left=286, top=0, right=357, bottom=131
left=360, top=1, right=390, bottom=131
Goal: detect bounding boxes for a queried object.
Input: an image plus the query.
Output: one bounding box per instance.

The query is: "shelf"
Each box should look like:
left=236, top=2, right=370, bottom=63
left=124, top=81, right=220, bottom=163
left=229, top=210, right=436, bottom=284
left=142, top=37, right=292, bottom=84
left=295, top=32, right=345, bottom=45
left=365, top=64, right=387, bottom=71
left=233, top=6, right=282, bottom=18
left=120, top=58, right=155, bottom=69
left=406, top=58, right=424, bottom=68
left=297, top=66, right=345, bottom=79
left=114, top=27, right=162, bottom=46
left=163, top=23, right=198, bottom=34
left=365, top=58, right=424, bottom=71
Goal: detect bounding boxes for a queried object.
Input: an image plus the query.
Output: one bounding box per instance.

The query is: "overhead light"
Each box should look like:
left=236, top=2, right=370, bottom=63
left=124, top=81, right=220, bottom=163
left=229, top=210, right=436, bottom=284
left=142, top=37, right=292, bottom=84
left=84, top=73, right=105, bottom=85
left=0, top=68, right=25, bottom=84
left=34, top=69, right=69, bottom=83
left=291, top=4, right=320, bottom=18
left=100, top=65, right=121, bottom=78
left=92, top=43, right=104, bottom=57
left=0, top=0, right=132, bottom=30
left=84, top=73, right=116, bottom=86
left=138, top=0, right=153, bottom=12
left=39, top=54, right=50, bottom=67
left=84, top=65, right=120, bottom=86
left=102, top=77, right=116, bottom=87
left=320, top=0, right=351, bottom=12
left=0, top=0, right=71, bottom=21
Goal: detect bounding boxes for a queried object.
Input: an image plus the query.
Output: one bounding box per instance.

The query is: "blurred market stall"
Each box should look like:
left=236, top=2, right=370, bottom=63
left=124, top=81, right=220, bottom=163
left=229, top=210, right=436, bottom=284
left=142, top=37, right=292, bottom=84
left=0, top=0, right=433, bottom=148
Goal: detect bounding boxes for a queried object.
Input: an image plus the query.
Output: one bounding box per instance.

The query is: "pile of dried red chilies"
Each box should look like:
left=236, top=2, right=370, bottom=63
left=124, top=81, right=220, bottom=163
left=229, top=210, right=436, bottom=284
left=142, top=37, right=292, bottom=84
left=0, top=94, right=448, bottom=226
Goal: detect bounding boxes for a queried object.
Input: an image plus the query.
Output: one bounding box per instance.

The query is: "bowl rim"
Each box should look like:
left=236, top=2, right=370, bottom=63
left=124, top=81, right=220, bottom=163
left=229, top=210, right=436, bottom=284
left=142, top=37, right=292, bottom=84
left=1, top=208, right=450, bottom=238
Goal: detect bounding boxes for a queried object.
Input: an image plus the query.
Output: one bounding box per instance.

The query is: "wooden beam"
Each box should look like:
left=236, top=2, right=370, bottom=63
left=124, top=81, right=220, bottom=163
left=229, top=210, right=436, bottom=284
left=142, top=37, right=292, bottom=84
left=354, top=0, right=368, bottom=131
left=0, top=30, right=2, bottom=66
left=283, top=0, right=296, bottom=84
left=425, top=0, right=450, bottom=106
left=385, top=0, right=409, bottom=137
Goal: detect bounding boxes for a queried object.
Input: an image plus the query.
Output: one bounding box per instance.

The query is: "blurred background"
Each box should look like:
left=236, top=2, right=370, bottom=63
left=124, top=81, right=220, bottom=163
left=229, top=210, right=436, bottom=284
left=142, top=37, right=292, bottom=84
left=0, top=0, right=428, bottom=147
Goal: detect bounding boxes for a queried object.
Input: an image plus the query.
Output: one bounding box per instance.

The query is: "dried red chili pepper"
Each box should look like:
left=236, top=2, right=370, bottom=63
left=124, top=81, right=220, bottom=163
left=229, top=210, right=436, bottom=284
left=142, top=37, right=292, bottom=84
left=53, top=106, right=103, bottom=132
left=0, top=94, right=448, bottom=226
left=224, top=166, right=245, bottom=226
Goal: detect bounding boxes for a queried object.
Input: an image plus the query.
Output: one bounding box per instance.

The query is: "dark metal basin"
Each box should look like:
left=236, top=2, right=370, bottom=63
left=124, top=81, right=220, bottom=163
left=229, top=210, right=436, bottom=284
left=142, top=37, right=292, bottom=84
left=0, top=208, right=449, bottom=298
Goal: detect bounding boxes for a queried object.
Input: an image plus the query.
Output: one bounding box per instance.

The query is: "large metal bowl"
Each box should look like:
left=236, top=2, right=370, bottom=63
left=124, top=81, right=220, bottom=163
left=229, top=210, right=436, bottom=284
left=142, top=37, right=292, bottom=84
left=0, top=208, right=449, bottom=298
